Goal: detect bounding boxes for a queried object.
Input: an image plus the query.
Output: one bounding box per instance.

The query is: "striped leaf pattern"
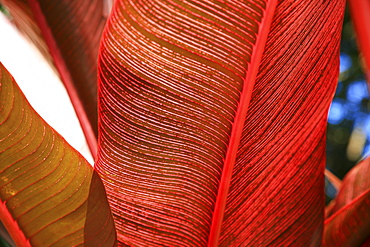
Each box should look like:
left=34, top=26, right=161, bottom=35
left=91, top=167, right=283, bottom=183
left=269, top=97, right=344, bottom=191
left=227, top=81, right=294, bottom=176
left=0, top=0, right=111, bottom=156
left=96, top=0, right=345, bottom=245
left=0, top=64, right=116, bottom=246
left=324, top=157, right=370, bottom=246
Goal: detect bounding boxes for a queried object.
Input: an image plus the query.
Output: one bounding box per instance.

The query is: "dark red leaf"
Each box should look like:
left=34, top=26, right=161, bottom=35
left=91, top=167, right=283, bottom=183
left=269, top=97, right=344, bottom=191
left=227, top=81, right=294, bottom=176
left=325, top=199, right=336, bottom=219
left=323, top=190, right=370, bottom=247
left=0, top=63, right=116, bottom=246
left=323, top=157, right=370, bottom=246
left=331, top=157, right=370, bottom=214
left=361, top=238, right=370, bottom=247
left=0, top=0, right=111, bottom=158
left=96, top=0, right=345, bottom=245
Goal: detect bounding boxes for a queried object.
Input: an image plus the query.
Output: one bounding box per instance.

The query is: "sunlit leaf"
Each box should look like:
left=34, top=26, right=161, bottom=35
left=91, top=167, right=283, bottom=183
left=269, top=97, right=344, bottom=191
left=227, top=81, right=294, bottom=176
left=0, top=63, right=116, bottom=246
left=0, top=0, right=112, bottom=157
left=95, top=0, right=345, bottom=245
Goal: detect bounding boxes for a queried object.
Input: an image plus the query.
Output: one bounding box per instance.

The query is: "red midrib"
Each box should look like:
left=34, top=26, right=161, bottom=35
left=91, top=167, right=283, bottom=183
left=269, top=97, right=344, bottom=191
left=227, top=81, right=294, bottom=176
left=0, top=201, right=30, bottom=247
left=207, top=1, right=278, bottom=246
left=26, top=0, right=98, bottom=160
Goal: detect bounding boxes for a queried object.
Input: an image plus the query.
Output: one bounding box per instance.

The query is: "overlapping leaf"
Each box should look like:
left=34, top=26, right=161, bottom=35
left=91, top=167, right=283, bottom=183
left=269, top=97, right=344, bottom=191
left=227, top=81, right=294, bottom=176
left=323, top=157, right=370, bottom=246
left=0, top=64, right=116, bottom=246
left=96, top=0, right=346, bottom=245
left=0, top=0, right=111, bottom=157
left=331, top=157, right=370, bottom=213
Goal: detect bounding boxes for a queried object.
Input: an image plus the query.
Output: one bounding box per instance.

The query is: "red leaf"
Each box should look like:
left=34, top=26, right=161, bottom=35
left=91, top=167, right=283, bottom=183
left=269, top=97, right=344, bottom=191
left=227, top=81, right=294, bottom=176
left=0, top=63, right=117, bottom=246
left=325, top=199, right=336, bottom=219
left=96, top=0, right=345, bottom=245
left=331, top=157, right=370, bottom=214
left=0, top=0, right=111, bottom=158
left=323, top=190, right=370, bottom=247
left=323, top=157, right=370, bottom=246
left=361, top=238, right=370, bottom=247
left=348, top=0, right=370, bottom=82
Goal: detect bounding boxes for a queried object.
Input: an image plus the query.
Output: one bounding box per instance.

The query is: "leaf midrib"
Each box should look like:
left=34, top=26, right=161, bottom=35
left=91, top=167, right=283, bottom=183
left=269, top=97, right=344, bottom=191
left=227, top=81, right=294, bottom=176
left=26, top=0, right=98, bottom=159
left=207, top=1, right=278, bottom=245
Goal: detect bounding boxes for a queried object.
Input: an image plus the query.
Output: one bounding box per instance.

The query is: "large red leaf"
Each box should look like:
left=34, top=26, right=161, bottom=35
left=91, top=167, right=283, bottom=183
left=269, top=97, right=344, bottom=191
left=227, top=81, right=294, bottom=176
left=0, top=63, right=116, bottom=246
left=0, top=0, right=111, bottom=158
left=323, top=157, right=370, bottom=246
left=96, top=0, right=345, bottom=245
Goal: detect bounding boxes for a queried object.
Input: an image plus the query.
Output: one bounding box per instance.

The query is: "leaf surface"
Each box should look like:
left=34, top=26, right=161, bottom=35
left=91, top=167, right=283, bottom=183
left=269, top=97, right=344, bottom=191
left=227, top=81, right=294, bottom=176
left=0, top=0, right=111, bottom=158
left=331, top=157, right=370, bottom=214
left=0, top=64, right=116, bottom=246
left=348, top=0, right=370, bottom=81
left=323, top=190, right=370, bottom=247
left=323, top=157, right=370, bottom=246
left=96, top=0, right=345, bottom=245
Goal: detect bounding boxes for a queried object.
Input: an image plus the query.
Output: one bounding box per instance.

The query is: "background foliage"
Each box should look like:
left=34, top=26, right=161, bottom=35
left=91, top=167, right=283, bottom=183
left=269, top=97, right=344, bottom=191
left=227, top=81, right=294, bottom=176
left=326, top=5, right=368, bottom=203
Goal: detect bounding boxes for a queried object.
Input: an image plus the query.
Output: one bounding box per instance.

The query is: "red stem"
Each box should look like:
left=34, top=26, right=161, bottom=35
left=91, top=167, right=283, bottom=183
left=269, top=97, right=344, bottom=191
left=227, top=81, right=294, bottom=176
left=324, top=168, right=342, bottom=191
left=27, top=0, right=97, bottom=160
left=207, top=1, right=278, bottom=246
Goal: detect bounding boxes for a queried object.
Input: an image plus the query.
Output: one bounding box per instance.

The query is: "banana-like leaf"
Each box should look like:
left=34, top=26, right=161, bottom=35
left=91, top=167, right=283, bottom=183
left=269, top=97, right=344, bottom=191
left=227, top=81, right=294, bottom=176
left=96, top=0, right=345, bottom=245
left=0, top=0, right=111, bottom=157
left=0, top=64, right=116, bottom=246
left=323, top=157, right=370, bottom=246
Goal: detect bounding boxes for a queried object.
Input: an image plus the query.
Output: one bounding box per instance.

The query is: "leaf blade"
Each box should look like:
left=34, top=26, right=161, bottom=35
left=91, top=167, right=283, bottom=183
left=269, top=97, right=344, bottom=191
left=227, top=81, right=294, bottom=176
left=348, top=0, right=370, bottom=82
left=331, top=157, right=370, bottom=214
left=208, top=1, right=277, bottom=245
left=0, top=0, right=110, bottom=158
left=0, top=63, right=116, bottom=246
left=323, top=190, right=370, bottom=247
left=96, top=0, right=345, bottom=245
left=323, top=157, right=370, bottom=246
left=220, top=1, right=345, bottom=245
